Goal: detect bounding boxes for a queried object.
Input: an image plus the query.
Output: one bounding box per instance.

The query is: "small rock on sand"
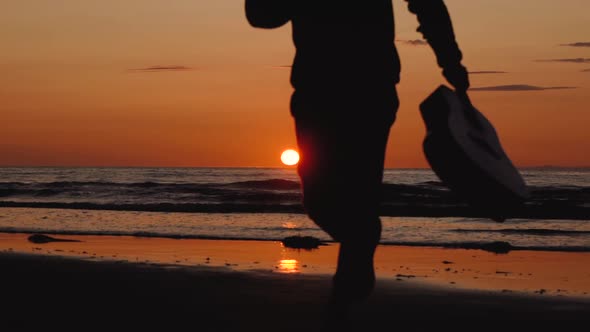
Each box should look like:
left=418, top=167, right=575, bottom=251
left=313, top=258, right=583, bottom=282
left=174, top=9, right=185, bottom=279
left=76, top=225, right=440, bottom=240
left=28, top=234, right=81, bottom=244
left=281, top=236, right=325, bottom=250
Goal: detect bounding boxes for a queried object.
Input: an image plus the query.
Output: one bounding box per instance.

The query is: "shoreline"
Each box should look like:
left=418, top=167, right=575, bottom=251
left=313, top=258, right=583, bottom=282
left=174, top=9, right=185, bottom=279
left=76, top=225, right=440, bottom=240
left=1, top=207, right=588, bottom=254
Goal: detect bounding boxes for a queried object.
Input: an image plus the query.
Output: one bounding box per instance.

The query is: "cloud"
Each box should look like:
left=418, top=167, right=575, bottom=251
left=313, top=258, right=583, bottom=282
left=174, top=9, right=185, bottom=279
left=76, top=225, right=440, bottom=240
left=583, top=69, right=590, bottom=72
left=471, top=85, right=577, bottom=92
left=469, top=71, right=507, bottom=75
left=560, top=42, right=590, bottom=47
left=536, top=58, right=590, bottom=64
left=128, top=65, right=193, bottom=72
left=272, top=65, right=292, bottom=69
left=397, top=39, right=428, bottom=46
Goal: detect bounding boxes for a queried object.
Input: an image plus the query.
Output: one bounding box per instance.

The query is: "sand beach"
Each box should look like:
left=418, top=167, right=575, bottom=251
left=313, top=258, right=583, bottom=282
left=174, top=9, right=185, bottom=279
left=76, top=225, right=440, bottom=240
left=2, top=232, right=589, bottom=330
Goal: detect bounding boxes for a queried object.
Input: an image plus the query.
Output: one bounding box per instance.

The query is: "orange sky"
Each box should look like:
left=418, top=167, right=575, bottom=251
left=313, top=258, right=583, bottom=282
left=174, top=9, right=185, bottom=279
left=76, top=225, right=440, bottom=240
left=1, top=0, right=589, bottom=168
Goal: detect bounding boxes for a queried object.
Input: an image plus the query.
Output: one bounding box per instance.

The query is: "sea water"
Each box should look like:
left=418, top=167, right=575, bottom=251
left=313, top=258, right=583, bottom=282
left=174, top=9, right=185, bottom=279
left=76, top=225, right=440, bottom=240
left=0, top=167, right=588, bottom=251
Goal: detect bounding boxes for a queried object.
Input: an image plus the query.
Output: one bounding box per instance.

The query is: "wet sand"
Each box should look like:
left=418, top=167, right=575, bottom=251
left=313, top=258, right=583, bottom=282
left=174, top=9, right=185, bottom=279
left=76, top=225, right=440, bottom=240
left=2, top=233, right=589, bottom=329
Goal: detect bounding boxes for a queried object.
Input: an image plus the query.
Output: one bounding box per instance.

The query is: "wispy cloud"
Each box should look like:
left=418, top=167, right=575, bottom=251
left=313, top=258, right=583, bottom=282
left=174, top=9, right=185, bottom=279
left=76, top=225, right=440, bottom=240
left=469, top=71, right=507, bottom=75
left=582, top=68, right=590, bottom=72
left=560, top=42, right=590, bottom=48
left=128, top=65, right=194, bottom=72
left=536, top=58, right=590, bottom=64
left=397, top=39, right=428, bottom=46
left=471, top=85, right=577, bottom=92
left=272, top=65, right=292, bottom=69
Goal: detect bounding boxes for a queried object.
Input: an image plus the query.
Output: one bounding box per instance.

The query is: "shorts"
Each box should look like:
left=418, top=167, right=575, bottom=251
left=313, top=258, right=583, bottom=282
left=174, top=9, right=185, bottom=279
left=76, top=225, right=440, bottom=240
left=292, top=89, right=398, bottom=242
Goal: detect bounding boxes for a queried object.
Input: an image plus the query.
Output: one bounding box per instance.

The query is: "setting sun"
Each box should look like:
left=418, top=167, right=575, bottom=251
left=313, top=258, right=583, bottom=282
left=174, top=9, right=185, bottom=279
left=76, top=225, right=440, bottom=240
left=280, top=149, right=300, bottom=166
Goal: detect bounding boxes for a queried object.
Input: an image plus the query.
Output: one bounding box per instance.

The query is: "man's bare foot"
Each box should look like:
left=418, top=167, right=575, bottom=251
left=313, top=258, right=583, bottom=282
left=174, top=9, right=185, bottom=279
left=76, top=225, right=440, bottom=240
left=331, top=239, right=378, bottom=304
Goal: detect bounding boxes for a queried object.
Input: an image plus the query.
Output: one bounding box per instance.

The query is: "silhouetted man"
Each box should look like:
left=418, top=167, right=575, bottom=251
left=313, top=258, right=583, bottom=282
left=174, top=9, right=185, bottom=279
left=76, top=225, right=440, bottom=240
left=245, top=0, right=469, bottom=304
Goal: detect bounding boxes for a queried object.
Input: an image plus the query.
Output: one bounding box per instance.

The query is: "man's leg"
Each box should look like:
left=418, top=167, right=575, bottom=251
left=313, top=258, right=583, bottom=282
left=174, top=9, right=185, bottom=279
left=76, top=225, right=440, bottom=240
left=295, top=117, right=392, bottom=303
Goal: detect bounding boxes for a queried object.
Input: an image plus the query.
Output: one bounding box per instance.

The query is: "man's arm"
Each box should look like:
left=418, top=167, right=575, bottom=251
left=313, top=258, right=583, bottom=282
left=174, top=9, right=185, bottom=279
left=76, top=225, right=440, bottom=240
left=406, top=0, right=469, bottom=92
left=245, top=0, right=291, bottom=29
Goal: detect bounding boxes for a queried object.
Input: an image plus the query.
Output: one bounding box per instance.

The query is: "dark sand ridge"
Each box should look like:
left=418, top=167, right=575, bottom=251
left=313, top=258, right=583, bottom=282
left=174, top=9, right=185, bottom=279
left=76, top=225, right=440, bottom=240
left=2, top=252, right=589, bottom=331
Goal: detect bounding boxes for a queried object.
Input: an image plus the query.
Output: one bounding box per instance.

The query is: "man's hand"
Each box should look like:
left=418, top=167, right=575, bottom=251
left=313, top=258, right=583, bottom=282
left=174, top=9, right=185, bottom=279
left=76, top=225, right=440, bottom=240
left=443, top=63, right=470, bottom=94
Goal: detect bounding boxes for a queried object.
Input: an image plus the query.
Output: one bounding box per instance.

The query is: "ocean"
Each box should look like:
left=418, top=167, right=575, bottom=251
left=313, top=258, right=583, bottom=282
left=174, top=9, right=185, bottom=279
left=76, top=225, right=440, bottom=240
left=0, top=167, right=588, bottom=252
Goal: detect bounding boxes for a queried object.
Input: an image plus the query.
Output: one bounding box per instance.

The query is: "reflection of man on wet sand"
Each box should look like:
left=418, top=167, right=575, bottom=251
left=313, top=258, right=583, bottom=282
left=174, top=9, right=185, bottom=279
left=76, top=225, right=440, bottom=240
left=245, top=0, right=469, bottom=304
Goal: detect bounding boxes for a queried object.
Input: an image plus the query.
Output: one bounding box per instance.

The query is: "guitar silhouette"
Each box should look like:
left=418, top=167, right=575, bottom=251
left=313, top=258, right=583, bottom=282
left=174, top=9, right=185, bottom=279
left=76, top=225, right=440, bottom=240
left=420, top=85, right=529, bottom=221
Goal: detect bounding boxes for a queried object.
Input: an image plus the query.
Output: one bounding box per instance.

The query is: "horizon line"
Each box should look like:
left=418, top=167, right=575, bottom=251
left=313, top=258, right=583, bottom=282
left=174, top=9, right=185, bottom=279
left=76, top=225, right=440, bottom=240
left=0, top=165, right=589, bottom=170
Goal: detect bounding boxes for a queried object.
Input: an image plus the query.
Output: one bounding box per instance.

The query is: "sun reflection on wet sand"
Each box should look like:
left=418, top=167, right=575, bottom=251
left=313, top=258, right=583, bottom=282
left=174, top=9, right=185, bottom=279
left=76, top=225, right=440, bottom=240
left=277, top=259, right=299, bottom=273
left=2, top=232, right=589, bottom=297
left=281, top=222, right=298, bottom=229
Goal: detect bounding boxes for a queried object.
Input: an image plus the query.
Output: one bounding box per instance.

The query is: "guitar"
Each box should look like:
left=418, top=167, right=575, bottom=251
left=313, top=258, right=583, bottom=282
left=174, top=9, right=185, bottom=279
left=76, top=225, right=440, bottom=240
left=420, top=85, right=529, bottom=221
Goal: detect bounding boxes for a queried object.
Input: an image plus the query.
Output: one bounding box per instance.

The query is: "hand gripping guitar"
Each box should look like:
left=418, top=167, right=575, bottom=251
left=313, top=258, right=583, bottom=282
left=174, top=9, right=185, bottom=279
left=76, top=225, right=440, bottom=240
left=420, top=85, right=529, bottom=222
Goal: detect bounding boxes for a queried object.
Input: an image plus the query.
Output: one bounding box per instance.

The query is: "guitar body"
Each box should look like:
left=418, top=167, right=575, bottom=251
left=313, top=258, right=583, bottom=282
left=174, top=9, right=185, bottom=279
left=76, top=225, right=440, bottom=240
left=420, top=85, right=529, bottom=221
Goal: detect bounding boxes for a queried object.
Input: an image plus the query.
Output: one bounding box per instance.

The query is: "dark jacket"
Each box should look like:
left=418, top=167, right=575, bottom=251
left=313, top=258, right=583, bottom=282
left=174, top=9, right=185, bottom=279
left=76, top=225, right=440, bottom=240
left=246, top=0, right=462, bottom=86
left=246, top=0, right=463, bottom=121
